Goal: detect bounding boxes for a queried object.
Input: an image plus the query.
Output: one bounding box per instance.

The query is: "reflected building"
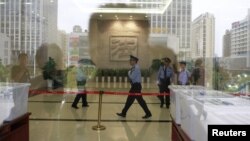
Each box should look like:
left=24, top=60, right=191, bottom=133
left=191, top=13, right=215, bottom=59
left=191, top=13, right=215, bottom=89
left=248, top=8, right=250, bottom=68
left=224, top=9, right=250, bottom=70
left=0, top=0, right=58, bottom=65
left=231, top=18, right=248, bottom=58
left=0, top=33, right=11, bottom=65
left=132, top=0, right=192, bottom=60
left=57, top=30, right=68, bottom=67
left=223, top=30, right=231, bottom=57
left=67, top=26, right=90, bottom=66
left=43, top=0, right=58, bottom=44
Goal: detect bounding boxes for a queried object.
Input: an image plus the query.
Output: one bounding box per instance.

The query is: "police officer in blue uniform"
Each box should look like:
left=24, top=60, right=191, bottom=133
left=117, top=55, right=152, bottom=119
left=157, top=57, right=174, bottom=108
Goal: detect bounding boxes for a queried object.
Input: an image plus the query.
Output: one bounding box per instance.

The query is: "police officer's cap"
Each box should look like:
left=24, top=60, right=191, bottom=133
left=130, top=55, right=139, bottom=62
left=179, top=61, right=186, bottom=65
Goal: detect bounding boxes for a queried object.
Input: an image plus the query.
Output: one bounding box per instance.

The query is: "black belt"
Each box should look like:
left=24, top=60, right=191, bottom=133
left=131, top=82, right=141, bottom=84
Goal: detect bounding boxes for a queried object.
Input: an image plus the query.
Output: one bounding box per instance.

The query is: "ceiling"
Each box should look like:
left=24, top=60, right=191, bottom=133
left=73, top=0, right=173, bottom=14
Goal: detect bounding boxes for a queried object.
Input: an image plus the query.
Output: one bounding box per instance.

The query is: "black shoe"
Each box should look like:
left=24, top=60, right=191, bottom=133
left=82, top=104, right=89, bottom=107
left=166, top=105, right=169, bottom=109
left=160, top=103, right=164, bottom=108
left=116, top=113, right=126, bottom=118
left=142, top=114, right=152, bottom=119
left=72, top=105, right=79, bottom=109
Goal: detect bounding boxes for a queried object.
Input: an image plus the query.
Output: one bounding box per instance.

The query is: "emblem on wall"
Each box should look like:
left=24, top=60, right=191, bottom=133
left=109, top=36, right=138, bottom=61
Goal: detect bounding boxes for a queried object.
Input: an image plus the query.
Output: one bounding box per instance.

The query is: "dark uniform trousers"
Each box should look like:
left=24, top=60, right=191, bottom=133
left=159, top=77, right=171, bottom=106
left=121, top=83, right=151, bottom=115
left=72, top=81, right=88, bottom=106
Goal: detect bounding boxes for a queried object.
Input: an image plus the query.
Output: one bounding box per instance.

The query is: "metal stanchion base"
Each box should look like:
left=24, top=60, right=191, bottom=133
left=92, top=125, right=106, bottom=131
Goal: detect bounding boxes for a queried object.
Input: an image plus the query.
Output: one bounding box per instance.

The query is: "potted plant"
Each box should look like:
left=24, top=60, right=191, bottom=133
left=42, top=57, right=56, bottom=89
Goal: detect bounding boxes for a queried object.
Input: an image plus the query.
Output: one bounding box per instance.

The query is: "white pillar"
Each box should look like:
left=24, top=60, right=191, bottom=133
left=113, top=76, right=117, bottom=88
left=246, top=83, right=249, bottom=95
left=119, top=77, right=122, bottom=88
left=147, top=77, right=150, bottom=89
left=125, top=77, right=128, bottom=88
left=141, top=77, right=144, bottom=88
left=107, top=76, right=111, bottom=88
left=95, top=77, right=99, bottom=88
left=101, top=76, right=105, bottom=88
left=47, top=80, right=53, bottom=89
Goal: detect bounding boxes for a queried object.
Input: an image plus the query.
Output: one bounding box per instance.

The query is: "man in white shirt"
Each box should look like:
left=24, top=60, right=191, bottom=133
left=72, top=61, right=89, bottom=109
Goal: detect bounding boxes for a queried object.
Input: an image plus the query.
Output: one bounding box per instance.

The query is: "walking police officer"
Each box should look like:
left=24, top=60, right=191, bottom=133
left=117, top=55, right=152, bottom=119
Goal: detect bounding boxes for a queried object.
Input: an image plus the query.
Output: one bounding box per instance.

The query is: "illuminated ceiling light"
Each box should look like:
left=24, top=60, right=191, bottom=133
left=61, top=100, right=65, bottom=104
left=0, top=2, right=5, bottom=5
left=145, top=15, right=148, bottom=18
left=25, top=2, right=32, bottom=5
left=129, top=15, right=133, bottom=20
left=99, top=14, right=103, bottom=18
left=50, top=0, right=54, bottom=3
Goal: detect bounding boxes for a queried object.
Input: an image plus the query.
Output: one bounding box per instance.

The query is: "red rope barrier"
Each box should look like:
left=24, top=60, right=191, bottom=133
left=29, top=89, right=250, bottom=97
left=233, top=93, right=250, bottom=96
left=29, top=90, right=170, bottom=96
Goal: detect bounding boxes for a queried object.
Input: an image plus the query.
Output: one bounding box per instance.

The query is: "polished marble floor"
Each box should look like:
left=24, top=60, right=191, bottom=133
left=28, top=87, right=172, bottom=141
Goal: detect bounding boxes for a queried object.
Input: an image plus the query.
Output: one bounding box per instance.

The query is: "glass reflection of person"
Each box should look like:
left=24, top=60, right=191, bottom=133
left=11, top=53, right=30, bottom=83
left=8, top=53, right=30, bottom=121
left=33, top=43, right=64, bottom=89
left=65, top=65, right=77, bottom=90
left=191, top=59, right=205, bottom=86
left=72, top=61, right=89, bottom=109
left=33, top=43, right=64, bottom=120
left=0, top=59, right=8, bottom=82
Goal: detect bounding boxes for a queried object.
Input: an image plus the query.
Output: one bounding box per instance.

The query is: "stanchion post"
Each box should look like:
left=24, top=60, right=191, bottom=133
left=92, top=90, right=106, bottom=131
